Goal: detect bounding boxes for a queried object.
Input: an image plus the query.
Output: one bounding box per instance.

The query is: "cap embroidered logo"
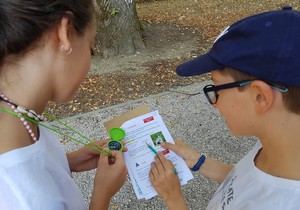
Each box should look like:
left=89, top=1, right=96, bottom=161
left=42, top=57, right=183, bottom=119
left=214, top=26, right=230, bottom=43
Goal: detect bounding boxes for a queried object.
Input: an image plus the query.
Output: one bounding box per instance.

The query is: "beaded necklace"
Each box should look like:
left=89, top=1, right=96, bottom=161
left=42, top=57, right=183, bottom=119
left=0, top=92, right=112, bottom=156
left=0, top=92, right=43, bottom=141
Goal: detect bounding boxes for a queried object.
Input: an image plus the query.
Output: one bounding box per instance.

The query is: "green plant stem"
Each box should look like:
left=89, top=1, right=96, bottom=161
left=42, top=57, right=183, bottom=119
left=44, top=111, right=111, bottom=156
left=0, top=107, right=112, bottom=157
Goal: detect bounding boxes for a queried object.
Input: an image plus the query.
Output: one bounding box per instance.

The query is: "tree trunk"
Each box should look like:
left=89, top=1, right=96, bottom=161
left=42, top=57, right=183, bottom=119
left=94, top=0, right=146, bottom=58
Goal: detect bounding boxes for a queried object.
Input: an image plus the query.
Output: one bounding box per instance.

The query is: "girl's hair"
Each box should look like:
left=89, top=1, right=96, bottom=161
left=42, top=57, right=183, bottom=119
left=221, top=67, right=300, bottom=115
left=0, top=0, right=94, bottom=65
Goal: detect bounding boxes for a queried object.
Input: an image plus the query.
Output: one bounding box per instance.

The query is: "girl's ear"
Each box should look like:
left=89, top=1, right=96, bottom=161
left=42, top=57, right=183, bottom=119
left=250, top=81, right=274, bottom=114
left=57, top=15, right=73, bottom=52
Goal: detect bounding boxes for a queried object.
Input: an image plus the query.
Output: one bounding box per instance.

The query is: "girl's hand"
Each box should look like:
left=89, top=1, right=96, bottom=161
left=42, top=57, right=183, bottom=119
left=90, top=150, right=128, bottom=209
left=94, top=150, right=128, bottom=197
left=160, top=139, right=201, bottom=168
left=67, top=140, right=127, bottom=172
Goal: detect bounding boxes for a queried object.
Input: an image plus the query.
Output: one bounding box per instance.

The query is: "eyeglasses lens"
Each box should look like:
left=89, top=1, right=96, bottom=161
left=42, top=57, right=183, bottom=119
left=207, top=91, right=217, bottom=104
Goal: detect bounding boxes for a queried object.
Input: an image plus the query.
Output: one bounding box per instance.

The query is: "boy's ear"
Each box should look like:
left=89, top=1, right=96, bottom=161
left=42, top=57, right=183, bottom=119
left=250, top=81, right=274, bottom=114
left=57, top=15, right=73, bottom=52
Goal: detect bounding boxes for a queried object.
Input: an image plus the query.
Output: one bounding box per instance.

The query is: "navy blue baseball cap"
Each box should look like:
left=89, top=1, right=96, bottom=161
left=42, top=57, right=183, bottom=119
left=176, top=6, right=300, bottom=86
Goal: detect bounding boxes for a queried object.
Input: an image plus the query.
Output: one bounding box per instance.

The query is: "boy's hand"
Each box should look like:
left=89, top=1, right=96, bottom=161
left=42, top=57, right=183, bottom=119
left=160, top=140, right=201, bottom=169
left=149, top=152, right=188, bottom=210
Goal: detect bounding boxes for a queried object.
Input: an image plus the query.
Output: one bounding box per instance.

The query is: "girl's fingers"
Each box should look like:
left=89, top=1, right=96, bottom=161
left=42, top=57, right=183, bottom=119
left=94, top=139, right=109, bottom=146
left=98, top=151, right=108, bottom=165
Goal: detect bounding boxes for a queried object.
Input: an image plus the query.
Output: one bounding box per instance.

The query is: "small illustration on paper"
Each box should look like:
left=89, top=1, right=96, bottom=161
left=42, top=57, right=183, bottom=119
left=150, top=131, right=166, bottom=147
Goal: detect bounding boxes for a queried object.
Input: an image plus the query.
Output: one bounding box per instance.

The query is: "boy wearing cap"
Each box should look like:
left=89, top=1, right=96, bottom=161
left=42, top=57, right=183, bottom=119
left=149, top=7, right=300, bottom=210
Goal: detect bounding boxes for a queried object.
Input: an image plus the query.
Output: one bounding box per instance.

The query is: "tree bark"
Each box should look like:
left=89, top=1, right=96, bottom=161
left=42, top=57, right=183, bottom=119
left=94, top=0, right=146, bottom=58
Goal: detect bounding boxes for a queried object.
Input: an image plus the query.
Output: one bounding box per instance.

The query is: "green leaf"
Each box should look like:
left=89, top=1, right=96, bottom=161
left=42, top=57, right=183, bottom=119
left=111, top=9, right=120, bottom=15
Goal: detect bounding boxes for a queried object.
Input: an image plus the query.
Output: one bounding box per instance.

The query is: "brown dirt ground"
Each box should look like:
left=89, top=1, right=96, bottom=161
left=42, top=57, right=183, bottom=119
left=45, top=0, right=299, bottom=119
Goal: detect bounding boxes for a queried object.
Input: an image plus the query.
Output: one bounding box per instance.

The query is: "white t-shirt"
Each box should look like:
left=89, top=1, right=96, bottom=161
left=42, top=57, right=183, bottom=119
left=207, top=142, right=300, bottom=210
left=0, top=126, right=86, bottom=210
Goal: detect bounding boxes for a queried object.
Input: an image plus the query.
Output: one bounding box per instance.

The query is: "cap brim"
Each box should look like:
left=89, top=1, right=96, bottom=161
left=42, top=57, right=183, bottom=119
left=176, top=53, right=224, bottom=76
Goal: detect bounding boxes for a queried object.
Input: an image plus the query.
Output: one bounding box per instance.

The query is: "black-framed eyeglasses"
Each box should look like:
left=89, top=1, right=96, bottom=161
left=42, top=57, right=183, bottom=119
left=203, top=80, right=288, bottom=105
left=90, top=48, right=95, bottom=56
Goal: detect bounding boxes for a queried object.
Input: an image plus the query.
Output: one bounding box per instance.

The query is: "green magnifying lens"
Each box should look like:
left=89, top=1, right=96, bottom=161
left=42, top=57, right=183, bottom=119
left=107, top=128, right=125, bottom=151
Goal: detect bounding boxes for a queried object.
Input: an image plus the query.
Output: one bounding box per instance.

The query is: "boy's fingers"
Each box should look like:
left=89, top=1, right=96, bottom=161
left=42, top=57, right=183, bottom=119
left=156, top=153, right=177, bottom=176
left=160, top=142, right=176, bottom=150
left=154, top=153, right=166, bottom=172
left=160, top=155, right=177, bottom=173
left=160, top=142, right=184, bottom=155
left=157, top=152, right=175, bottom=171
left=150, top=162, right=158, bottom=176
left=158, top=153, right=171, bottom=168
